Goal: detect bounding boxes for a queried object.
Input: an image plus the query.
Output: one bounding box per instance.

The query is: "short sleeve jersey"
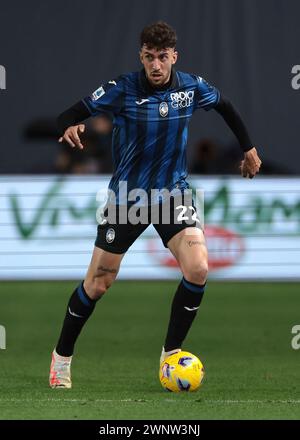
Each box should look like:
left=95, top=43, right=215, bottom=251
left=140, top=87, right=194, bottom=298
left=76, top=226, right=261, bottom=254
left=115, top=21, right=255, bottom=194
left=83, top=69, right=220, bottom=202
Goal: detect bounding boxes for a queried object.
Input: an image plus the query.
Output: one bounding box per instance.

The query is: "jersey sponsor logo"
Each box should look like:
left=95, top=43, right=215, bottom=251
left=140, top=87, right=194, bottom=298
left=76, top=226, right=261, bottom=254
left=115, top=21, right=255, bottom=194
left=159, top=101, right=168, bottom=117
left=91, top=86, right=105, bottom=101
left=136, top=98, right=150, bottom=105
left=106, top=227, right=115, bottom=243
left=170, top=90, right=194, bottom=109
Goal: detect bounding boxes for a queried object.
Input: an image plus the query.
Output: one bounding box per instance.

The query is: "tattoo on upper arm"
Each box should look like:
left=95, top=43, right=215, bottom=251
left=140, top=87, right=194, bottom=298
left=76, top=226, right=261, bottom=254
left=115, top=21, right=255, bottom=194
left=97, top=265, right=117, bottom=274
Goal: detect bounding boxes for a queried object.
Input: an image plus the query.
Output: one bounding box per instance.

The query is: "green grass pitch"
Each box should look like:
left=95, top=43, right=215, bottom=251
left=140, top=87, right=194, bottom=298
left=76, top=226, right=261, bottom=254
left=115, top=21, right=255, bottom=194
left=0, top=280, right=300, bottom=420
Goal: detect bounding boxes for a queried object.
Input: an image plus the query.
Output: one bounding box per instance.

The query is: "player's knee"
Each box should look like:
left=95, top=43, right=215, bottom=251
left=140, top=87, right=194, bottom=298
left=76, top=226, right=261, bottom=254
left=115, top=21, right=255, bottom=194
left=85, top=275, right=115, bottom=300
left=183, top=261, right=208, bottom=285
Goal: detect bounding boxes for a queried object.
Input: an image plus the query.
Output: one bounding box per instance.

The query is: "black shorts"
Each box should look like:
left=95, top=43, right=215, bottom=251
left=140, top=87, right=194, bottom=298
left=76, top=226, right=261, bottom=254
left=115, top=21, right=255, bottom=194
left=95, top=195, right=202, bottom=254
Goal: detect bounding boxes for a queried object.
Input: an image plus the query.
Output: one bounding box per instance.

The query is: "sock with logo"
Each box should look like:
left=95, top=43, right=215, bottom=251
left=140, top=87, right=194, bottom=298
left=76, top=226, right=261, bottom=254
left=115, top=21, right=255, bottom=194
left=164, top=277, right=206, bottom=352
left=56, top=281, right=101, bottom=357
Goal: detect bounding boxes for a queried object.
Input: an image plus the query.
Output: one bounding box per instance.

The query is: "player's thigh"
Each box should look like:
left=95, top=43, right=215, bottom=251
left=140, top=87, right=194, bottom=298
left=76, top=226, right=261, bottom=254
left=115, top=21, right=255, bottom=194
left=167, top=227, right=208, bottom=284
left=84, top=246, right=124, bottom=296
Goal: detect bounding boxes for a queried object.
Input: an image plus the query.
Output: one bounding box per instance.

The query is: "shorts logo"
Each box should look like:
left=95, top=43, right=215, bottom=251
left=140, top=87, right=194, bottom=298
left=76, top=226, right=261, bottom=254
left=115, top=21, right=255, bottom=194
left=91, top=86, right=105, bottom=101
left=159, top=101, right=168, bottom=117
left=99, top=218, right=108, bottom=226
left=170, top=90, right=194, bottom=109
left=106, top=228, right=115, bottom=243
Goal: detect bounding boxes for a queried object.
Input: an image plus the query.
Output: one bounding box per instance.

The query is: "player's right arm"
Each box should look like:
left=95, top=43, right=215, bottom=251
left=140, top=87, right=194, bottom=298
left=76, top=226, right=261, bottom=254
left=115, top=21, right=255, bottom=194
left=57, top=77, right=125, bottom=149
left=58, top=105, right=88, bottom=149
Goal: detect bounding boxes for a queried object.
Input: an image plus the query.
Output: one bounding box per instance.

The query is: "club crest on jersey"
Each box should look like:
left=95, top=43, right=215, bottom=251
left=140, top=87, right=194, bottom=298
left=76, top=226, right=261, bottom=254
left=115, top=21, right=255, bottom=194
left=106, top=228, right=115, bottom=243
left=159, top=101, right=168, bottom=117
left=91, top=86, right=105, bottom=101
left=170, top=90, right=194, bottom=109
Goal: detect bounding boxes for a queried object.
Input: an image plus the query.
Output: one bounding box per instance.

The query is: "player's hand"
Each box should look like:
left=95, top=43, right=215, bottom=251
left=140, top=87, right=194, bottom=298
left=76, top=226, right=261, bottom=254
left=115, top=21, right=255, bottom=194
left=240, top=147, right=262, bottom=178
left=58, top=124, right=85, bottom=149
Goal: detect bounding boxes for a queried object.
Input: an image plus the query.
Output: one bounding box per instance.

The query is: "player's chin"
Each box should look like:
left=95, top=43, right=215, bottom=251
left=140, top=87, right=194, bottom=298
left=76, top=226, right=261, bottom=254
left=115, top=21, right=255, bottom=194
left=149, top=75, right=165, bottom=86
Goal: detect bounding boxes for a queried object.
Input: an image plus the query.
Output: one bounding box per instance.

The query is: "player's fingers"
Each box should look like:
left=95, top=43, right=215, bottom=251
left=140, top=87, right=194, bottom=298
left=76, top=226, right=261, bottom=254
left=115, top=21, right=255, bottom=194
left=69, top=130, right=84, bottom=149
left=253, top=163, right=261, bottom=174
left=244, top=150, right=262, bottom=177
left=253, top=154, right=262, bottom=168
left=241, top=163, right=249, bottom=178
left=69, top=129, right=81, bottom=143
left=64, top=134, right=75, bottom=148
left=248, top=157, right=257, bottom=169
left=245, top=159, right=260, bottom=175
left=74, top=138, right=84, bottom=149
left=249, top=166, right=261, bottom=178
left=76, top=126, right=85, bottom=148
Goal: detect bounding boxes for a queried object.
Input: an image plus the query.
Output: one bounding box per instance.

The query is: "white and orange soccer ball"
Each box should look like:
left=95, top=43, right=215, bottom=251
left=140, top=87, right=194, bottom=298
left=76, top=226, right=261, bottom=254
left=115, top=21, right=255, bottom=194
left=159, top=351, right=205, bottom=392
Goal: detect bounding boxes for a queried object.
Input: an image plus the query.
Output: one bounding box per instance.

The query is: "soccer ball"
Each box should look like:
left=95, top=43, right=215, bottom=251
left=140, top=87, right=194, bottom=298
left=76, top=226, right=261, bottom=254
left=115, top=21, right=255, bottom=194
left=159, top=351, right=205, bottom=392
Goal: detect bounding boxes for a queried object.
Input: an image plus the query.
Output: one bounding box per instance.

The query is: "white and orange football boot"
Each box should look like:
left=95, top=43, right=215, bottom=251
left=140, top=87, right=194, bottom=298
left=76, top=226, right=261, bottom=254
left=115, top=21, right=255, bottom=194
left=49, top=349, right=72, bottom=389
left=160, top=346, right=181, bottom=367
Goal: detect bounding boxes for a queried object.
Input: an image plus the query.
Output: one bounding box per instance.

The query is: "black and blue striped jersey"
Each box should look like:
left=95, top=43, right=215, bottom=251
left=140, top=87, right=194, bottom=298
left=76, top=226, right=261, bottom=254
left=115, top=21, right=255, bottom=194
left=82, top=69, right=220, bottom=201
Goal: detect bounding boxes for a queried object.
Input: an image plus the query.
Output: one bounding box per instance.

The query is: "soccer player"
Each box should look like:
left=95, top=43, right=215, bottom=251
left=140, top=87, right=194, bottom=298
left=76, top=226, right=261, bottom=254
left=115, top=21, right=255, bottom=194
left=50, top=21, right=262, bottom=388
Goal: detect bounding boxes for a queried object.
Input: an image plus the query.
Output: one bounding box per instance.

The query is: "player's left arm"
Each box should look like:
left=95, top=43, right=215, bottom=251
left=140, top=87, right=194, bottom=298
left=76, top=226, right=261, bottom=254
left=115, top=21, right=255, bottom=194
left=195, top=76, right=262, bottom=178
left=214, top=96, right=262, bottom=178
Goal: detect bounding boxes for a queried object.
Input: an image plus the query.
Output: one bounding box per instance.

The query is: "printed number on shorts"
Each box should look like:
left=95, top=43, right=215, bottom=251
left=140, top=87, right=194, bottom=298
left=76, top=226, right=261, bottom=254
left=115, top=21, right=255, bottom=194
left=176, top=205, right=200, bottom=223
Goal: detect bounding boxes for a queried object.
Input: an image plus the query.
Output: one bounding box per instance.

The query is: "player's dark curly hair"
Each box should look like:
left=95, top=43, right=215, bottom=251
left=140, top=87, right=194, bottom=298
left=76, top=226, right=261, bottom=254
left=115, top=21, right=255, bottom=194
left=140, top=21, right=177, bottom=49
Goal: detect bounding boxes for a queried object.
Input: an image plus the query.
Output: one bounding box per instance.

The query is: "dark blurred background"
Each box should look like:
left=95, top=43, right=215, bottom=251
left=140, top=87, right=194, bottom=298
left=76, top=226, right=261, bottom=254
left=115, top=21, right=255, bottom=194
left=0, top=0, right=299, bottom=175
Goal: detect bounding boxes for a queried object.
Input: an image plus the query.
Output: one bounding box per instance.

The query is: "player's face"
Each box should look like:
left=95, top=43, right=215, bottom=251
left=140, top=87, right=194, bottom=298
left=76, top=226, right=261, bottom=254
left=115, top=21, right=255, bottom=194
left=140, top=45, right=178, bottom=87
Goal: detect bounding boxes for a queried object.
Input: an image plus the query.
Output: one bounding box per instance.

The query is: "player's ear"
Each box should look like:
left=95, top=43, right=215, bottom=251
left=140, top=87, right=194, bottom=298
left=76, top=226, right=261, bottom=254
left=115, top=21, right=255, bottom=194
left=139, top=50, right=144, bottom=65
left=172, top=50, right=178, bottom=64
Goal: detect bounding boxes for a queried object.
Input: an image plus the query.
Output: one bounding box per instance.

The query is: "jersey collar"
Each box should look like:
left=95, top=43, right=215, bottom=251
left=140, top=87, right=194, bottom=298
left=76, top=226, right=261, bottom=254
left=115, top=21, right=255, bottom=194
left=139, top=67, right=179, bottom=94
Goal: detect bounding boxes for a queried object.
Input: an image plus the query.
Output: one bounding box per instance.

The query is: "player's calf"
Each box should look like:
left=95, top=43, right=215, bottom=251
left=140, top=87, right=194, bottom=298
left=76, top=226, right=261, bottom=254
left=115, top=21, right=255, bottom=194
left=163, top=277, right=207, bottom=352
left=55, top=281, right=99, bottom=358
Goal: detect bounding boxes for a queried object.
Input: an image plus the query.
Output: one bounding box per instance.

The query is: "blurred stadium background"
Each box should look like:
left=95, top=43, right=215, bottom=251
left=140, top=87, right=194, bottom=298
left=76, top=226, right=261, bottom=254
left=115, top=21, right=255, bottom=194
left=0, top=0, right=299, bottom=420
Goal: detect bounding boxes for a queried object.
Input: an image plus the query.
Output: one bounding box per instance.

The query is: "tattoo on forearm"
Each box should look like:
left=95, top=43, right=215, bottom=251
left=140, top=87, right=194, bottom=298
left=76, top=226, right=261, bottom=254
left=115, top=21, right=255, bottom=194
left=97, top=265, right=117, bottom=274
left=187, top=240, right=202, bottom=247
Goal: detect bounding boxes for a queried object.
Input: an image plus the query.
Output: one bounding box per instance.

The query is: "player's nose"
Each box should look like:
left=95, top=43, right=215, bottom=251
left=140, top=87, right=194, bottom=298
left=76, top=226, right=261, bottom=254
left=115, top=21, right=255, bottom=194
left=152, top=59, right=161, bottom=71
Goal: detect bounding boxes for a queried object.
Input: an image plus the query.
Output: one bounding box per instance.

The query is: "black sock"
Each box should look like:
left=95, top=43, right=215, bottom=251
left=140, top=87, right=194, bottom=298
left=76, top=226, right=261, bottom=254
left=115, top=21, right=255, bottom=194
left=164, top=277, right=206, bottom=352
left=56, top=281, right=100, bottom=357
